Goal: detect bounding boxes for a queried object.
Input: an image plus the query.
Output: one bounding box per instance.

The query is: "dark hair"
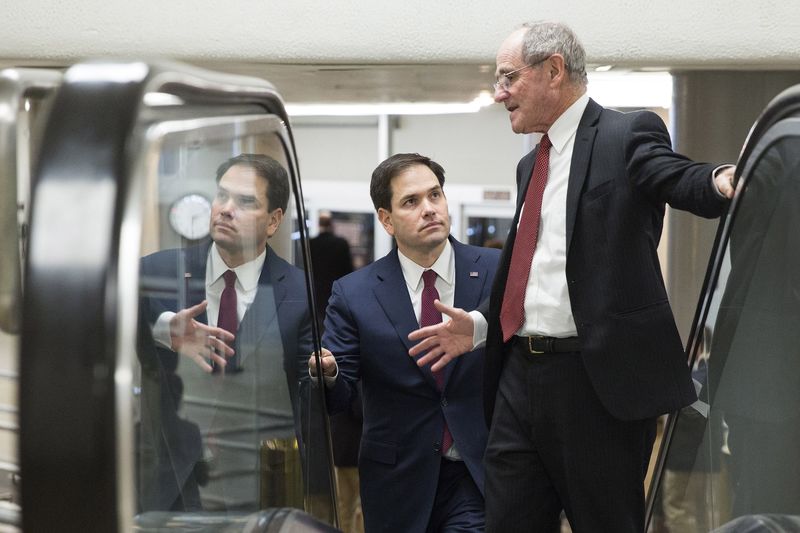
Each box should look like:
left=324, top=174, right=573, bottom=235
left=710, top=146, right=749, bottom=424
left=369, top=153, right=445, bottom=211
left=215, top=153, right=290, bottom=212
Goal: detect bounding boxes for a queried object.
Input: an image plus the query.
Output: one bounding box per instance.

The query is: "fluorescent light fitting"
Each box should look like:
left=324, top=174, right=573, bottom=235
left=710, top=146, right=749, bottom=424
left=286, top=99, right=492, bottom=117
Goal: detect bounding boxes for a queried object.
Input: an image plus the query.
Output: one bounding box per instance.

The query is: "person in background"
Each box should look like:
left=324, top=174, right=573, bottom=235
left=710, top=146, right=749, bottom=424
left=309, top=211, right=363, bottom=533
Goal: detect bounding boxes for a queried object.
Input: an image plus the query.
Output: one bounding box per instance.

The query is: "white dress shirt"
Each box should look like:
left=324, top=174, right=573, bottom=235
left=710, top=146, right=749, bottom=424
left=398, top=240, right=463, bottom=460
left=398, top=240, right=455, bottom=325
left=153, top=244, right=267, bottom=348
left=516, top=94, right=589, bottom=338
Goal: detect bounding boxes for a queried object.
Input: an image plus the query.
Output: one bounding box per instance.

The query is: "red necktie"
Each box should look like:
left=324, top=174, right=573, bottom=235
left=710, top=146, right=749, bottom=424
left=420, top=269, right=453, bottom=454
left=500, top=134, right=551, bottom=342
left=215, top=269, right=238, bottom=371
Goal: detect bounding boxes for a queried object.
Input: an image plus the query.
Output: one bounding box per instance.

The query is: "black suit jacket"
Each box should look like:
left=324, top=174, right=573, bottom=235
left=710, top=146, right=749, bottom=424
left=484, top=98, right=729, bottom=423
left=309, top=231, right=353, bottom=323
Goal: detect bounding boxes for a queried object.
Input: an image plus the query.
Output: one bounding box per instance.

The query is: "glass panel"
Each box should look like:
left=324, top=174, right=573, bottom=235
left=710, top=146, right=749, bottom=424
left=0, top=70, right=59, bottom=530
left=134, top=115, right=334, bottom=527
left=650, top=134, right=800, bottom=532
left=465, top=216, right=512, bottom=248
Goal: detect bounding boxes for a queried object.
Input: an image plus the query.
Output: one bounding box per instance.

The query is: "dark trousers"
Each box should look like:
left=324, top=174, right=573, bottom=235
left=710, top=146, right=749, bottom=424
left=484, top=346, right=656, bottom=533
left=426, top=459, right=485, bottom=533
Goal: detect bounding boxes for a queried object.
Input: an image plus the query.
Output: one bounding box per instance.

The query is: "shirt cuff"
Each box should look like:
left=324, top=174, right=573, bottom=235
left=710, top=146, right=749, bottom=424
left=711, top=164, right=735, bottom=199
left=153, top=311, right=176, bottom=350
left=469, top=310, right=488, bottom=350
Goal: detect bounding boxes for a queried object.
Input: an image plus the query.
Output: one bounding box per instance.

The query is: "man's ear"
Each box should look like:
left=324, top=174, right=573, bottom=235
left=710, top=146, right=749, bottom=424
left=547, top=54, right=567, bottom=84
left=266, top=208, right=284, bottom=238
left=377, top=207, right=395, bottom=236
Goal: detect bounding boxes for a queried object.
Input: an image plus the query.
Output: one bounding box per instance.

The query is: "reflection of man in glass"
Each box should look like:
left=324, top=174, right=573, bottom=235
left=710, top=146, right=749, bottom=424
left=710, top=137, right=800, bottom=520
left=138, top=153, right=313, bottom=512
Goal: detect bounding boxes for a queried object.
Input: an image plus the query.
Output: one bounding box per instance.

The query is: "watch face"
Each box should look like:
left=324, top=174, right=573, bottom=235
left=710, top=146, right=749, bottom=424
left=169, top=194, right=211, bottom=240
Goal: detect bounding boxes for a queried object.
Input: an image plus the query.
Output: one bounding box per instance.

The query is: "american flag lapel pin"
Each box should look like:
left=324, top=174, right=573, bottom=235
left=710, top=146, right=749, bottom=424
left=469, top=271, right=479, bottom=277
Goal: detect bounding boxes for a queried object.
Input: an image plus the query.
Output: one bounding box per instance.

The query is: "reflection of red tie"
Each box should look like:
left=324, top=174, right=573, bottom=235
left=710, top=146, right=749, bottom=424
left=500, top=134, right=551, bottom=342
left=421, top=269, right=453, bottom=454
left=218, top=270, right=238, bottom=334
left=215, top=270, right=238, bottom=372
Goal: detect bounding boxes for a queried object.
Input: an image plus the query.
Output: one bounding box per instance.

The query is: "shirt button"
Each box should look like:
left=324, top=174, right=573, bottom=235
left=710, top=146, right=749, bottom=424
left=441, top=398, right=448, bottom=407
left=433, top=442, right=441, bottom=453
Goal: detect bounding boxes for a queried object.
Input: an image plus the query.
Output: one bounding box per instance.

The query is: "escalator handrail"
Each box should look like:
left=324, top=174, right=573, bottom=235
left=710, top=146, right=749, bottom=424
left=735, top=84, right=800, bottom=177
left=20, top=60, right=327, bottom=533
left=644, top=82, right=800, bottom=529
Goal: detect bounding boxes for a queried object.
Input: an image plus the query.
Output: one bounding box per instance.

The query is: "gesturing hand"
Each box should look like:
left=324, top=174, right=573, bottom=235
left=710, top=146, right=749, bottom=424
left=408, top=299, right=475, bottom=371
left=170, top=300, right=235, bottom=373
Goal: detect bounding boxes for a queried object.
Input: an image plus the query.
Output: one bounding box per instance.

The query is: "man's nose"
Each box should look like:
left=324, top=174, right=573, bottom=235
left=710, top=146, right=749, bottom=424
left=219, top=199, right=235, bottom=216
left=494, top=86, right=508, bottom=103
left=421, top=198, right=436, bottom=215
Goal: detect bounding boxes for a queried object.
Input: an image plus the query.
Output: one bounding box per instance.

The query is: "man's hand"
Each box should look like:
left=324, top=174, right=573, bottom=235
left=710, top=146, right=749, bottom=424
left=408, top=299, right=475, bottom=371
left=170, top=300, right=235, bottom=373
left=308, top=347, right=336, bottom=378
left=714, top=165, right=736, bottom=199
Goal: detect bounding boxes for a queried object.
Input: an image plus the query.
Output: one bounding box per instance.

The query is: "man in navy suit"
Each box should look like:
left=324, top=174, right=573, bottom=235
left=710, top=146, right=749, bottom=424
left=408, top=22, right=736, bottom=533
left=309, top=153, right=500, bottom=532
left=138, top=153, right=314, bottom=511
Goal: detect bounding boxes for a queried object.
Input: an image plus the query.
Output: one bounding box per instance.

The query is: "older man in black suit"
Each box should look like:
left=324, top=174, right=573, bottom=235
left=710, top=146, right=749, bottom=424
left=409, top=21, right=735, bottom=533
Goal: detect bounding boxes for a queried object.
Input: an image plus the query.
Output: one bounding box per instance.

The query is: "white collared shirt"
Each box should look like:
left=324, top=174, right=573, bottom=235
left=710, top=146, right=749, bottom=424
left=152, top=244, right=267, bottom=348
left=205, top=243, right=266, bottom=326
left=398, top=240, right=455, bottom=324
left=398, top=240, right=464, bottom=460
left=517, top=93, right=589, bottom=338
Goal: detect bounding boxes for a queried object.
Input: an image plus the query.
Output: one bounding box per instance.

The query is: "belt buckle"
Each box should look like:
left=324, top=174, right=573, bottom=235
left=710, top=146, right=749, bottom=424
left=528, top=336, right=545, bottom=354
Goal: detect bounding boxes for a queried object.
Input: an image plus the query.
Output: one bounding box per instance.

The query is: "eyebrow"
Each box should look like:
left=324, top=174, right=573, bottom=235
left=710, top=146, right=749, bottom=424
left=399, top=185, right=442, bottom=202
left=218, top=186, right=259, bottom=203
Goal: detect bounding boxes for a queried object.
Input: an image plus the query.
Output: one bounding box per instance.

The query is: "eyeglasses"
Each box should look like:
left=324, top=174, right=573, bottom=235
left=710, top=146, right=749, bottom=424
left=492, top=56, right=550, bottom=93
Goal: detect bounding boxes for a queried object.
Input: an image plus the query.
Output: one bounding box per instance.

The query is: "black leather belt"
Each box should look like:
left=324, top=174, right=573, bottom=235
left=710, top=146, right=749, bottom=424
left=513, top=335, right=581, bottom=354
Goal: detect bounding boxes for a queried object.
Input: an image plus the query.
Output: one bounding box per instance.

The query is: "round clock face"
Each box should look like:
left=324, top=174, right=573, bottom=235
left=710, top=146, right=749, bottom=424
left=168, top=194, right=211, bottom=240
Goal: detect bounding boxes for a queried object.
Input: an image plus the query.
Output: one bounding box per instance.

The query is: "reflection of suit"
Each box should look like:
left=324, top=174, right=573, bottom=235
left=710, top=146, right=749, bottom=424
left=138, top=241, right=313, bottom=511
left=709, top=137, right=800, bottom=516
left=309, top=231, right=360, bottom=468
left=482, top=99, right=728, bottom=530
left=323, top=238, right=500, bottom=533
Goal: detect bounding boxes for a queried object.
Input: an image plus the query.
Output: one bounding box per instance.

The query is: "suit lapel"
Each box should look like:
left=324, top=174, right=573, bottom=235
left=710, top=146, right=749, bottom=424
left=444, top=239, right=488, bottom=389
left=503, top=151, right=537, bottom=277
left=184, top=242, right=211, bottom=324
left=565, top=99, right=601, bottom=253
left=372, top=250, right=440, bottom=391
left=237, top=247, right=282, bottom=366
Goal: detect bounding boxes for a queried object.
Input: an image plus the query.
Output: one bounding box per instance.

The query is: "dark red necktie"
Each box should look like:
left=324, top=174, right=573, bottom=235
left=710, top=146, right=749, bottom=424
left=420, top=269, right=453, bottom=454
left=500, top=134, right=551, bottom=342
left=215, top=269, right=238, bottom=371
left=218, top=270, right=238, bottom=334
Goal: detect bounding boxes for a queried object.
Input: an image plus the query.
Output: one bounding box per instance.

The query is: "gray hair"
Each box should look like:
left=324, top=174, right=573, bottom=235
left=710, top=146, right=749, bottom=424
left=520, top=21, right=588, bottom=87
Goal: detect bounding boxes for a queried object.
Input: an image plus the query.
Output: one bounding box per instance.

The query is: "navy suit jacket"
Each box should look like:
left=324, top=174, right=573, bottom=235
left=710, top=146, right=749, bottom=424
left=137, top=241, right=313, bottom=510
left=484, top=99, right=729, bottom=424
left=323, top=237, right=500, bottom=533
left=140, top=241, right=312, bottom=394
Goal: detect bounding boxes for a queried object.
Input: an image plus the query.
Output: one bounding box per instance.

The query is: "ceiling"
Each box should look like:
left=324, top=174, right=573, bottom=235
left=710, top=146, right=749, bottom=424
left=203, top=62, right=504, bottom=104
